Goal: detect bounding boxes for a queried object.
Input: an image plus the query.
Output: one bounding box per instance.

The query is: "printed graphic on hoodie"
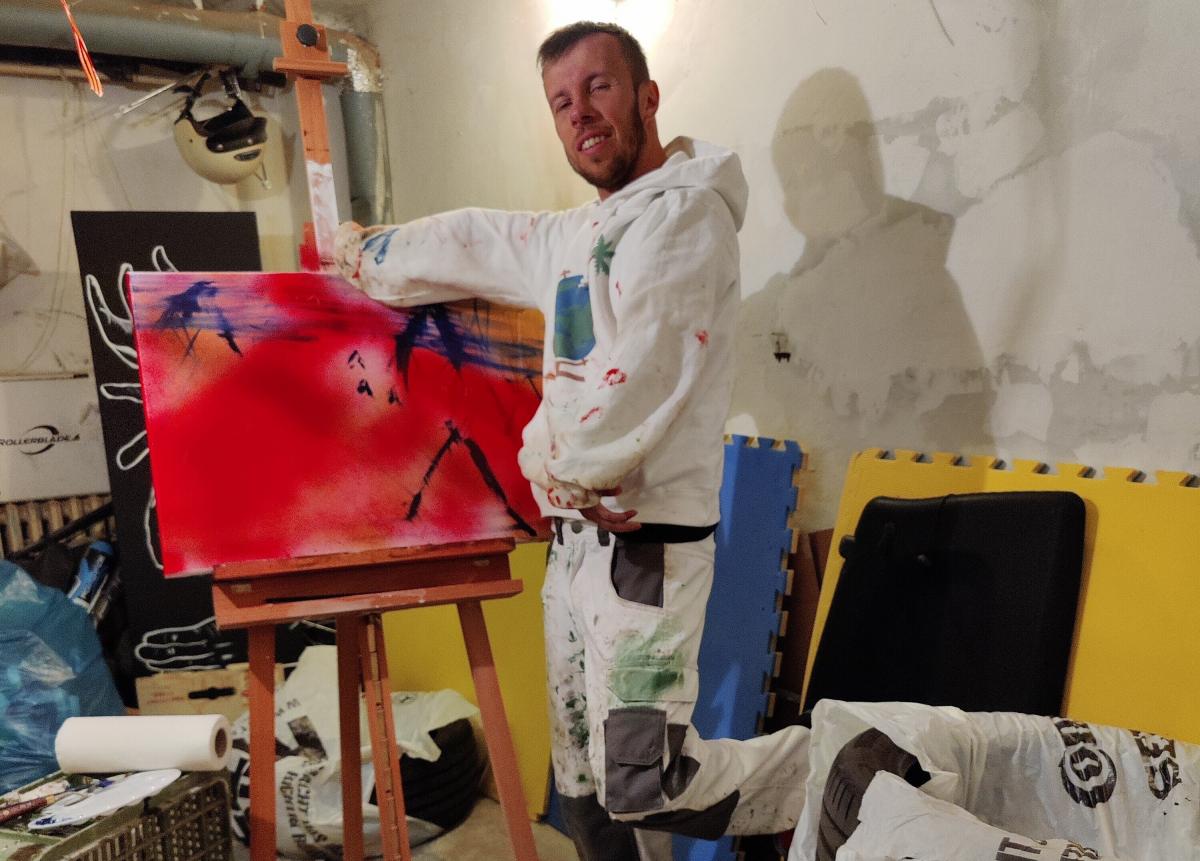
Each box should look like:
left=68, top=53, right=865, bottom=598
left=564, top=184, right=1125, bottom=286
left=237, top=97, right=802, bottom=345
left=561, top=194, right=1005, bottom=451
left=591, top=234, right=615, bottom=276
left=552, top=235, right=618, bottom=382
left=552, top=273, right=595, bottom=364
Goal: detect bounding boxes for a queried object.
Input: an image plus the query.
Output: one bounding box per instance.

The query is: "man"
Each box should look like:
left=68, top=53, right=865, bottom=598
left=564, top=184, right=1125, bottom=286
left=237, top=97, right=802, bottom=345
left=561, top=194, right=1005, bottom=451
left=335, top=21, right=809, bottom=860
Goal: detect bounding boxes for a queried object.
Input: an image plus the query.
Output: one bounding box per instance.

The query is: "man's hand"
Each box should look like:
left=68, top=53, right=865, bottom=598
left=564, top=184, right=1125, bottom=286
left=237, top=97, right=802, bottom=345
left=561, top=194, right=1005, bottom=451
left=334, top=221, right=365, bottom=282
left=578, top=487, right=640, bottom=533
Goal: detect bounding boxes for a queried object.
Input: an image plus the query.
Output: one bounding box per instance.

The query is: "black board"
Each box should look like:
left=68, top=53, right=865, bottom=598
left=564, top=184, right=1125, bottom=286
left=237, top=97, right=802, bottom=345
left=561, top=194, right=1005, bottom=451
left=804, top=490, right=1085, bottom=715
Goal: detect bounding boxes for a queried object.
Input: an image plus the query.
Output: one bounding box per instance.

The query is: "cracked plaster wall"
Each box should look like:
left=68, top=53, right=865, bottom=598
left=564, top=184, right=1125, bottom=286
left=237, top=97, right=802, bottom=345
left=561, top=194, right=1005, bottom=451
left=367, top=0, right=591, bottom=220
left=667, top=0, right=1200, bottom=526
left=373, top=0, right=1200, bottom=528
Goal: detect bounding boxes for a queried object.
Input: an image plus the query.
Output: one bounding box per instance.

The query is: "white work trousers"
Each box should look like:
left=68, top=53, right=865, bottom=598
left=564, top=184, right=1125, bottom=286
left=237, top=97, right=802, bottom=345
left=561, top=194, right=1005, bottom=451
left=542, top=519, right=810, bottom=857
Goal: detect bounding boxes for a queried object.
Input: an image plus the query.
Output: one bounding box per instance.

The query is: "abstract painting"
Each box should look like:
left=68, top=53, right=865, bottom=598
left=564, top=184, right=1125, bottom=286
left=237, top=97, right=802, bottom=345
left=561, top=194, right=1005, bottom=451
left=126, top=271, right=545, bottom=578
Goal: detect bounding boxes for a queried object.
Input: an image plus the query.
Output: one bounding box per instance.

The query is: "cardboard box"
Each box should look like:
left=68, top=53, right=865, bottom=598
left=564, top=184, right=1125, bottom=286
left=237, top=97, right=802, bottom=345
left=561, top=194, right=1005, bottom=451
left=135, top=663, right=281, bottom=723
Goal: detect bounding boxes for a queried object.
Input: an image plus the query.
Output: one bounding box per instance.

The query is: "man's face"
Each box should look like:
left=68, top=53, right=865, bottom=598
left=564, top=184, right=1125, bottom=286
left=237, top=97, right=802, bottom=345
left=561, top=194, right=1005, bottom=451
left=542, top=33, right=648, bottom=196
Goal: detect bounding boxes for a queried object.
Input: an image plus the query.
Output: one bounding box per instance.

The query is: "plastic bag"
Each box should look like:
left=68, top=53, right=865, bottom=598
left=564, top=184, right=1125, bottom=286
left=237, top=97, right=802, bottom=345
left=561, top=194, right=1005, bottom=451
left=265, top=754, right=445, bottom=858
left=0, top=561, right=124, bottom=792
left=227, top=645, right=481, bottom=857
left=791, top=700, right=1200, bottom=861
left=272, top=646, right=479, bottom=762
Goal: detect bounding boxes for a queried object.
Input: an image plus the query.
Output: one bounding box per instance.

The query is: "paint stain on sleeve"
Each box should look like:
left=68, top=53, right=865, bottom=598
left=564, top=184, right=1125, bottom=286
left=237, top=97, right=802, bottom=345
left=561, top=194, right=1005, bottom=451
left=580, top=406, right=602, bottom=424
left=602, top=368, right=628, bottom=386
left=614, top=280, right=622, bottom=297
left=695, top=330, right=709, bottom=346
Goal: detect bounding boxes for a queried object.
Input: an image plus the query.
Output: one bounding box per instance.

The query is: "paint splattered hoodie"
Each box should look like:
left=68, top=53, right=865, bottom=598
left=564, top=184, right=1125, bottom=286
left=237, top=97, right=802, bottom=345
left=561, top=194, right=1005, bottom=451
left=338, top=137, right=747, bottom=527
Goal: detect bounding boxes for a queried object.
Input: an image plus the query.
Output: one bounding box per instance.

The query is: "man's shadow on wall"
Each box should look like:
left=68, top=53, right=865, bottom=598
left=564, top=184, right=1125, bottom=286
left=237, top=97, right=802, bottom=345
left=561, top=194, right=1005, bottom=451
left=735, top=70, right=994, bottom=514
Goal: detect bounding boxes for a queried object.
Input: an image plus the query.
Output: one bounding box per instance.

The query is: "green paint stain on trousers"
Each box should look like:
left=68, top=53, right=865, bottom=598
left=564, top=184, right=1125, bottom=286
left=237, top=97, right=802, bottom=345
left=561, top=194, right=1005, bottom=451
left=610, top=621, right=684, bottom=702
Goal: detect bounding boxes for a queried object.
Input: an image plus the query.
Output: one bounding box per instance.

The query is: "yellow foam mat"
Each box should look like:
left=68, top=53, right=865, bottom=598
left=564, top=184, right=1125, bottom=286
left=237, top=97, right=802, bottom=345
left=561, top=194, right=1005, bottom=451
left=382, top=541, right=550, bottom=818
left=804, top=449, right=1200, bottom=743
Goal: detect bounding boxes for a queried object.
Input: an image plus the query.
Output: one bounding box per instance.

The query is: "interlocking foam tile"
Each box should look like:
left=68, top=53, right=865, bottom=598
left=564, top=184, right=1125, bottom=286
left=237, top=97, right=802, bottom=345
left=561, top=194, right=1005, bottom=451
left=676, top=434, right=802, bottom=861
left=805, top=449, right=1200, bottom=744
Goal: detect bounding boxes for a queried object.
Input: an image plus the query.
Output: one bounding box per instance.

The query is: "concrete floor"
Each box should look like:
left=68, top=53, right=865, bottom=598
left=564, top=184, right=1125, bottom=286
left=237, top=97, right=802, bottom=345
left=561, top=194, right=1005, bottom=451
left=231, top=796, right=579, bottom=860
left=413, top=798, right=577, bottom=860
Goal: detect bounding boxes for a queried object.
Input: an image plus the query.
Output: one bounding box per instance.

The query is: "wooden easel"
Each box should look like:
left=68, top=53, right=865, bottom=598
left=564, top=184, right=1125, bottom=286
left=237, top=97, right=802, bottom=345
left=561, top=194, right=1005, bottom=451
left=219, top=8, right=538, bottom=860
left=212, top=539, right=539, bottom=861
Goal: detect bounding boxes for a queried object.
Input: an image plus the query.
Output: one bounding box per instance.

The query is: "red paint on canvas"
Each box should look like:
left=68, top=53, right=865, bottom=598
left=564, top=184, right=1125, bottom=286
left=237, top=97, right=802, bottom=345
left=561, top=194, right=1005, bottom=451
left=128, top=271, right=545, bottom=577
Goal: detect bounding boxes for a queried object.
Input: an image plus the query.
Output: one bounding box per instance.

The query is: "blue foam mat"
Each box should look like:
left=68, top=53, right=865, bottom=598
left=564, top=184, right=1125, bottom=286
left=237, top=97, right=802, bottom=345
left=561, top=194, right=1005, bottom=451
left=675, top=435, right=802, bottom=861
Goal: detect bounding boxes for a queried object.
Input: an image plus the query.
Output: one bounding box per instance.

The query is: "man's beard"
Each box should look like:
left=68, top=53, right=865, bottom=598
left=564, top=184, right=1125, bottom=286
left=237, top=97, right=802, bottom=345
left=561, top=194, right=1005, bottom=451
left=571, top=103, right=646, bottom=193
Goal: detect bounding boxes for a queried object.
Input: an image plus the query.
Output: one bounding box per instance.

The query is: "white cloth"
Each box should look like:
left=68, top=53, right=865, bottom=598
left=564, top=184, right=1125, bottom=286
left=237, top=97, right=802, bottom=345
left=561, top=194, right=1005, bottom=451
left=838, top=772, right=1129, bottom=861
left=337, top=137, right=748, bottom=526
left=790, top=700, right=1200, bottom=861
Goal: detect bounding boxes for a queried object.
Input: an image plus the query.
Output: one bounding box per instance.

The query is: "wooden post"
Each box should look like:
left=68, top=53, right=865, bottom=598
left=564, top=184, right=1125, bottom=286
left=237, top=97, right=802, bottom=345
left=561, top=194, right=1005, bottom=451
left=336, top=620, right=365, bottom=861
left=458, top=600, right=539, bottom=860
left=275, top=0, right=348, bottom=269
left=247, top=627, right=277, bottom=861
left=359, top=615, right=411, bottom=860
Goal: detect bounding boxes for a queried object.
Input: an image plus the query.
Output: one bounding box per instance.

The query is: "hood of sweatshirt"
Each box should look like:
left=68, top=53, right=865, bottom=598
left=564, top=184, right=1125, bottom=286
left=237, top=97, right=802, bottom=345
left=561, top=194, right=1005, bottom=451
left=597, top=136, right=749, bottom=231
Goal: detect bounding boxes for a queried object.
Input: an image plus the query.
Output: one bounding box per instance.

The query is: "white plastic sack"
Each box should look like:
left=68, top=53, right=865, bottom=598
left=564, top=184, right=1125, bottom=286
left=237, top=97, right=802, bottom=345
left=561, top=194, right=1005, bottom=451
left=838, top=772, right=1130, bottom=861
left=791, top=700, right=1200, bottom=861
left=228, top=646, right=481, bottom=857
left=268, top=645, right=480, bottom=762
left=270, top=753, right=443, bottom=858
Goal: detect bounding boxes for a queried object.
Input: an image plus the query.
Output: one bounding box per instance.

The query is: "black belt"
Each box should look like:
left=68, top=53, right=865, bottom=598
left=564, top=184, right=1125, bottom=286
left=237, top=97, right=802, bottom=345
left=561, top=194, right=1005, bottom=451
left=552, top=518, right=716, bottom=546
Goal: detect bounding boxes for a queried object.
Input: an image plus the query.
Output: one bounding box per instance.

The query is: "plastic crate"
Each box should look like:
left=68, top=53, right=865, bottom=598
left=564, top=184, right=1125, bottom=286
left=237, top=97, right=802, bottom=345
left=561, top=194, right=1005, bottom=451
left=0, top=772, right=231, bottom=861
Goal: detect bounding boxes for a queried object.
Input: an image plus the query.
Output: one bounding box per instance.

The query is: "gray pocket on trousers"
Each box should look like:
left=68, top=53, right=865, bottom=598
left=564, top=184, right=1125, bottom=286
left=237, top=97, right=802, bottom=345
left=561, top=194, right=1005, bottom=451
left=610, top=540, right=665, bottom=608
left=603, top=707, right=666, bottom=814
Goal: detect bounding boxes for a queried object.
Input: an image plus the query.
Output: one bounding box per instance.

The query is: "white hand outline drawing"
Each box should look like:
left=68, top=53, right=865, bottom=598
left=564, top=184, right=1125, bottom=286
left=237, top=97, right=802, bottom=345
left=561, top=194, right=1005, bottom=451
left=135, top=614, right=237, bottom=672
left=83, top=245, right=179, bottom=584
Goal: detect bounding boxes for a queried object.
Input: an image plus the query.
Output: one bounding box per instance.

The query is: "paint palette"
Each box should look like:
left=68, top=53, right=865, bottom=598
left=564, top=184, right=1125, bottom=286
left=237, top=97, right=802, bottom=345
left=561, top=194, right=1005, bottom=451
left=29, top=770, right=181, bottom=831
left=126, top=271, right=545, bottom=577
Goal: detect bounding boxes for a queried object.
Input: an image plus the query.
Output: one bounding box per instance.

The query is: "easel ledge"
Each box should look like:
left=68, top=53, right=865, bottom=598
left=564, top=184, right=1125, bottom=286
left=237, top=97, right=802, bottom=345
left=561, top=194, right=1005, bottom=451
left=212, top=538, right=519, bottom=627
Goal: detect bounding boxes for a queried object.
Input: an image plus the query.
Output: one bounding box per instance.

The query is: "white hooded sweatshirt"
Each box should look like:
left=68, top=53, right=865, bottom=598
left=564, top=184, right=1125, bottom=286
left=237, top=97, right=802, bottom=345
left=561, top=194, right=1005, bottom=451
left=342, top=137, right=748, bottom=527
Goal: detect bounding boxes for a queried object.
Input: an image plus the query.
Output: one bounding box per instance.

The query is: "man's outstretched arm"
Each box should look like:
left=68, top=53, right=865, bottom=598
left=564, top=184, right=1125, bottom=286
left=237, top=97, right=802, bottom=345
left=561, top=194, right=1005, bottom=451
left=336, top=208, right=564, bottom=310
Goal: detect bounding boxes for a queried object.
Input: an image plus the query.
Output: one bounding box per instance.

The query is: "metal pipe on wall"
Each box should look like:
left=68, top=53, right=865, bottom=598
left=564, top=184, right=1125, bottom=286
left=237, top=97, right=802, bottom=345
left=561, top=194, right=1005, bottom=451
left=0, top=0, right=393, bottom=225
left=332, top=33, right=394, bottom=226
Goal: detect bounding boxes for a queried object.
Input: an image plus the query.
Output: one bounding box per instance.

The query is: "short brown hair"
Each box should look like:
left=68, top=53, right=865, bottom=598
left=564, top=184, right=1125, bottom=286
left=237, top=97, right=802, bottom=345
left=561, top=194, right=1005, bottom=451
left=537, top=21, right=650, bottom=87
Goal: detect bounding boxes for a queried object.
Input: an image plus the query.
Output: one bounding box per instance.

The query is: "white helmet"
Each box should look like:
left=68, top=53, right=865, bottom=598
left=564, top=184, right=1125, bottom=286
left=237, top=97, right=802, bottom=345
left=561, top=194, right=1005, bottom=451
left=173, top=71, right=268, bottom=185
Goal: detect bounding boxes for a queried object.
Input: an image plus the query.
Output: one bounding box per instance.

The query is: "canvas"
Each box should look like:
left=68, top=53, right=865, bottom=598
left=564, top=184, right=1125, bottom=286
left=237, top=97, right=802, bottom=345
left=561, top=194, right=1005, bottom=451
left=126, top=271, right=545, bottom=578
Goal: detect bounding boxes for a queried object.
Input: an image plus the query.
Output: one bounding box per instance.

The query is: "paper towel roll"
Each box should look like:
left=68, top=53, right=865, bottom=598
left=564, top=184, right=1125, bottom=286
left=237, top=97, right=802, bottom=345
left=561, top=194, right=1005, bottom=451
left=55, top=714, right=231, bottom=773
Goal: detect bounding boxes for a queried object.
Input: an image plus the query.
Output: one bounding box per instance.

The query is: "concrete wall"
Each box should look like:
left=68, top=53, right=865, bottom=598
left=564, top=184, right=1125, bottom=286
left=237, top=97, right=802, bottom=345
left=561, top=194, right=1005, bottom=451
left=370, top=0, right=1200, bottom=528
left=366, top=0, right=588, bottom=219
